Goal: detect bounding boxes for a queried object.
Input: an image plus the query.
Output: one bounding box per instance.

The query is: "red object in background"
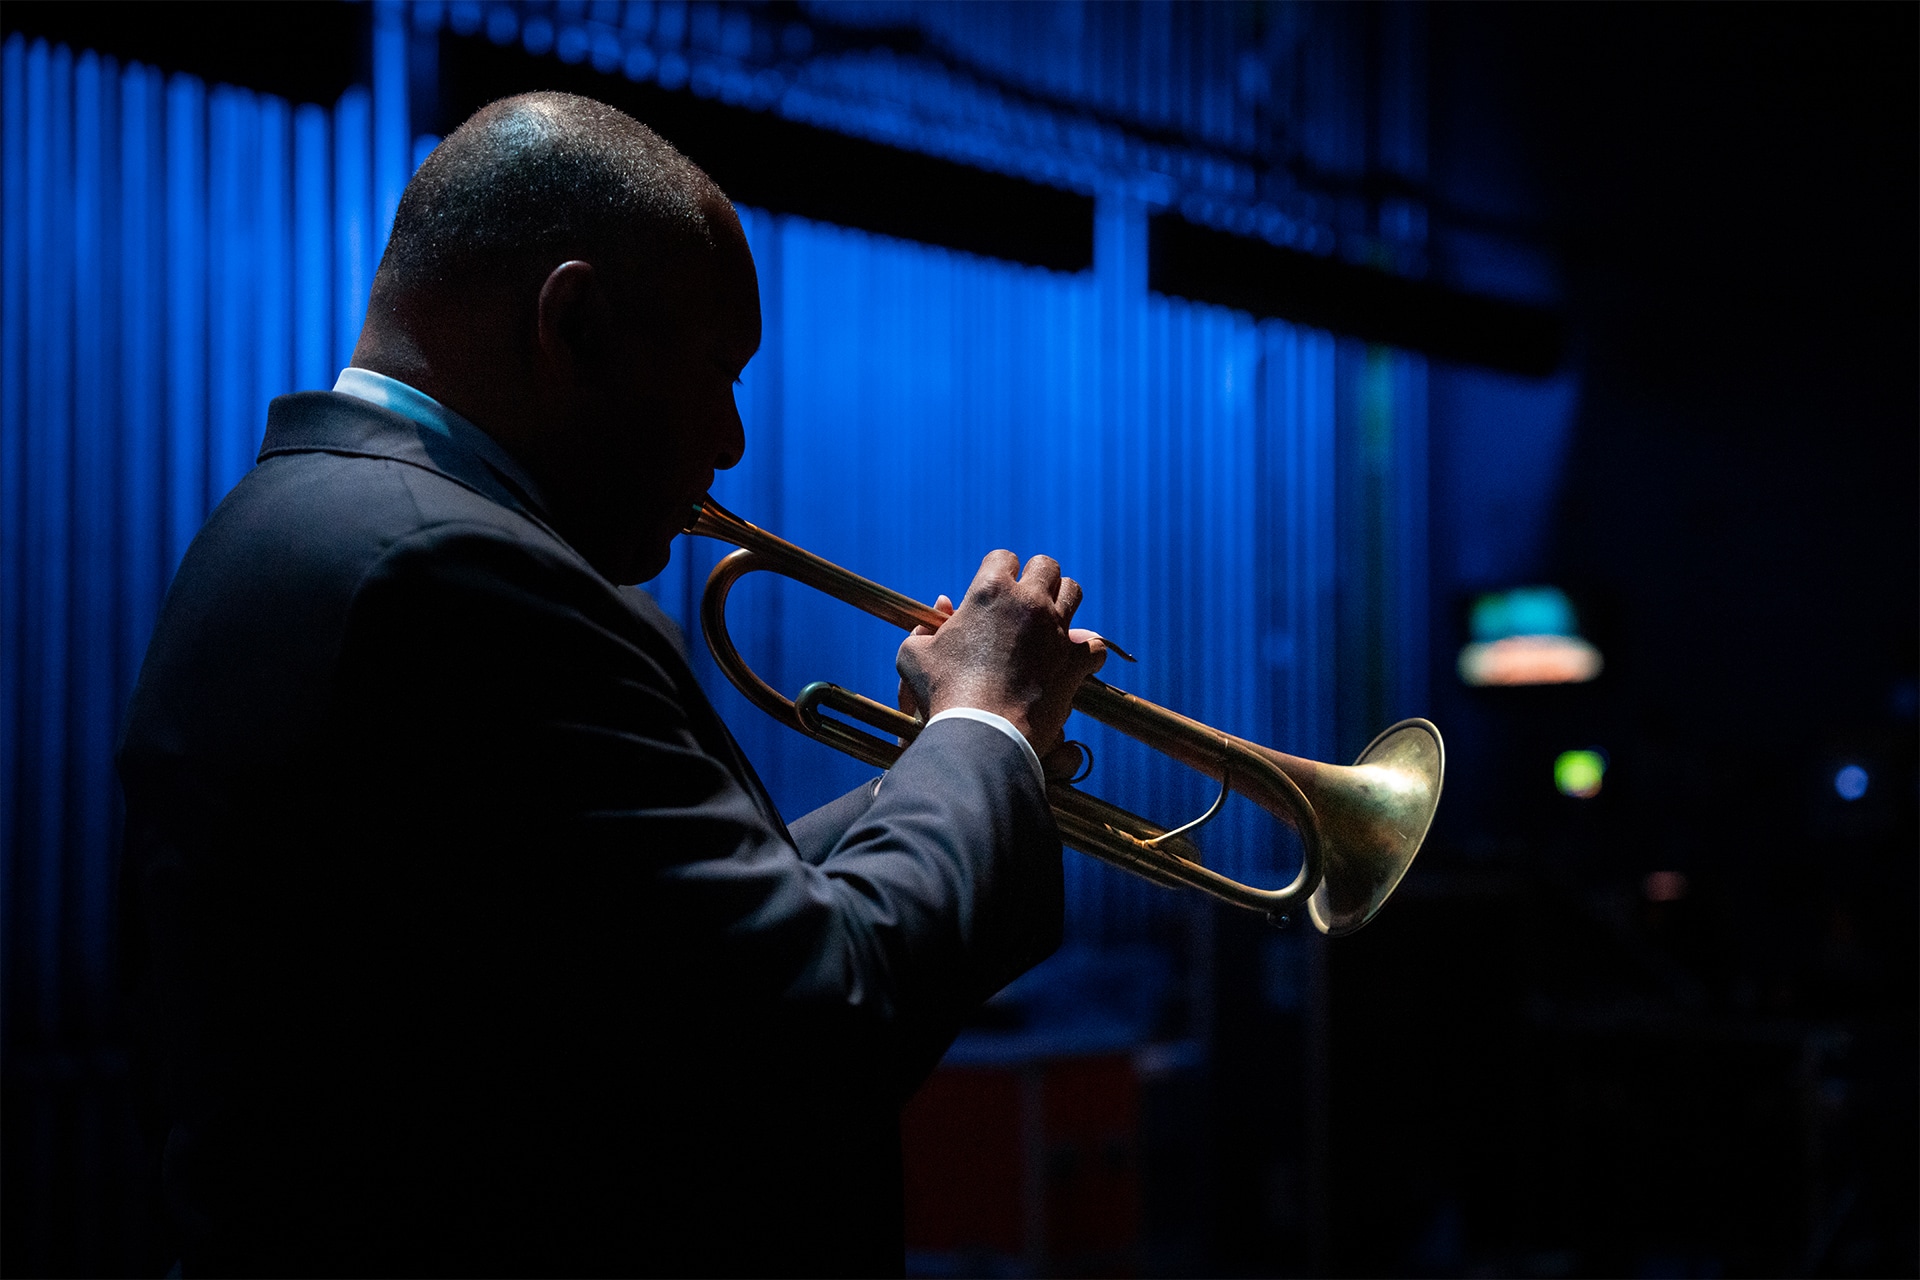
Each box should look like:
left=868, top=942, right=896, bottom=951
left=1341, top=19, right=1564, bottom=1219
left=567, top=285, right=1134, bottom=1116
left=902, top=1054, right=1141, bottom=1276
left=902, top=1067, right=1027, bottom=1258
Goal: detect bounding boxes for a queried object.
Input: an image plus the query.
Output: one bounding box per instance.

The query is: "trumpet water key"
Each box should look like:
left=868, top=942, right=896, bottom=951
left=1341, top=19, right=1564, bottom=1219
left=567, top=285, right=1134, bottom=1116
left=684, top=497, right=1443, bottom=935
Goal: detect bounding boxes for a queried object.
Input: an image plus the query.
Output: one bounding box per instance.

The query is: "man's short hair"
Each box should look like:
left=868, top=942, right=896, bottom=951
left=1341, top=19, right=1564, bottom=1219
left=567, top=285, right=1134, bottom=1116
left=374, top=91, right=725, bottom=304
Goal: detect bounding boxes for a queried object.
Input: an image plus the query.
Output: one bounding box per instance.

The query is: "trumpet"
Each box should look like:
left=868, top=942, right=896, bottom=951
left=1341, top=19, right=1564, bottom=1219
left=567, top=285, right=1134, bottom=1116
left=686, top=497, right=1443, bottom=935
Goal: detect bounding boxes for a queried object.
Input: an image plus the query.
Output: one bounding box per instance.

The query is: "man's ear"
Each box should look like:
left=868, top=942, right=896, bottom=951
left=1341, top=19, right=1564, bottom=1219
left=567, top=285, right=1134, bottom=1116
left=534, top=260, right=609, bottom=381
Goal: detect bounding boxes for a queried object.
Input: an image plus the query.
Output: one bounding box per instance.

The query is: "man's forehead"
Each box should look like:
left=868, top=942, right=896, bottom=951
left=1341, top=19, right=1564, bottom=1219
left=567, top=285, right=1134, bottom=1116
left=702, top=212, right=762, bottom=361
left=632, top=241, right=759, bottom=368
left=625, top=221, right=753, bottom=304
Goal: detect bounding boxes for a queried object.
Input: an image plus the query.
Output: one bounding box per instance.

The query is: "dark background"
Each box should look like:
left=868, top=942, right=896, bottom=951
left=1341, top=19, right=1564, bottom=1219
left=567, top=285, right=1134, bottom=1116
left=1326, top=7, right=1916, bottom=1276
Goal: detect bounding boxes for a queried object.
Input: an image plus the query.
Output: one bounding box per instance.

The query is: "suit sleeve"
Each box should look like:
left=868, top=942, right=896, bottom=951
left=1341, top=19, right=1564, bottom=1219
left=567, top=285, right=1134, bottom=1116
left=790, top=781, right=881, bottom=866
left=332, top=524, right=1062, bottom=1089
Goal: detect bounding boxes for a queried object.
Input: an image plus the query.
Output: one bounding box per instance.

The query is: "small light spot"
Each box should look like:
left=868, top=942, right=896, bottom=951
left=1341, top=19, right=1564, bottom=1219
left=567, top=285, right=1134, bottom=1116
left=520, top=15, right=555, bottom=55
left=1834, top=764, right=1869, bottom=801
left=485, top=4, right=519, bottom=44
left=555, top=24, right=591, bottom=64
left=1644, top=870, right=1688, bottom=903
left=590, top=31, right=624, bottom=74
left=1554, top=749, right=1606, bottom=799
left=624, top=44, right=657, bottom=82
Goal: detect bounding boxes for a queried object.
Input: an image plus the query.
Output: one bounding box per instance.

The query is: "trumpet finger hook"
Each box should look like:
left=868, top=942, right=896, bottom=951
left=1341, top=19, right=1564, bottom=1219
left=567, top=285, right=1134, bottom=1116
left=1107, top=738, right=1231, bottom=850
left=1080, top=631, right=1137, bottom=663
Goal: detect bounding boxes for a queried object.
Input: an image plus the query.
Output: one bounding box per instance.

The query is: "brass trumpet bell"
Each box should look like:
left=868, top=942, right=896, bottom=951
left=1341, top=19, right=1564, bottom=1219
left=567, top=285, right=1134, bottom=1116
left=685, top=497, right=1444, bottom=935
left=1291, top=720, right=1444, bottom=937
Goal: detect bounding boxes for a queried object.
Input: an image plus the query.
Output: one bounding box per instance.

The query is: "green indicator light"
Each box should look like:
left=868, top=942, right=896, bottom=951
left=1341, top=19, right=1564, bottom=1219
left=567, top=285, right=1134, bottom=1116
left=1554, top=749, right=1606, bottom=799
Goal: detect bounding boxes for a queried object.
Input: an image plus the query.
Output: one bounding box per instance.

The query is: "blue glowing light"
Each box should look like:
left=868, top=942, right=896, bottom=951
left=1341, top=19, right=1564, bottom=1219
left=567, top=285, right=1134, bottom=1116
left=1471, top=585, right=1578, bottom=642
left=486, top=5, right=519, bottom=46
left=1834, top=764, right=1869, bottom=801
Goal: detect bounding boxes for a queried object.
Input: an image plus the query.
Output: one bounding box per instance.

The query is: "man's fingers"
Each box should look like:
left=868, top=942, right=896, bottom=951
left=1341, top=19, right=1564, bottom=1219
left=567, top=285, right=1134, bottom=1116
left=896, top=640, right=929, bottom=732
left=967, top=550, right=1021, bottom=600
left=1056, top=576, right=1083, bottom=624
left=910, top=594, right=956, bottom=637
left=896, top=633, right=932, bottom=683
left=1042, top=740, right=1086, bottom=782
left=1066, top=629, right=1109, bottom=678
left=1020, top=554, right=1062, bottom=599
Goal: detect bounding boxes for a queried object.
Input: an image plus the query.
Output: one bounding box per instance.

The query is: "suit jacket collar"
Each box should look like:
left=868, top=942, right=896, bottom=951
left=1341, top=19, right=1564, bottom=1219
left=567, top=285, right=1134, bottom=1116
left=260, top=391, right=561, bottom=541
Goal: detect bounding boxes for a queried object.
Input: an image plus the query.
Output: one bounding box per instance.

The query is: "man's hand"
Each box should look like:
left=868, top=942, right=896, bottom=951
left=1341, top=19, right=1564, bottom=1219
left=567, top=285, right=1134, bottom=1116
left=896, top=552, right=1108, bottom=758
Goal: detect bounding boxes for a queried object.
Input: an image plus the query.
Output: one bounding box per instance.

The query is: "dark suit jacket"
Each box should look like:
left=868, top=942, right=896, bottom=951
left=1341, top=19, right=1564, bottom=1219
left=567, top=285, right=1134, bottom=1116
left=117, top=391, right=1063, bottom=1278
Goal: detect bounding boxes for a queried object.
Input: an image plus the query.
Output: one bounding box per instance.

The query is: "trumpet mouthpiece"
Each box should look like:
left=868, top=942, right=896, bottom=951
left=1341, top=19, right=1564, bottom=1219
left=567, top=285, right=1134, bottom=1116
left=683, top=494, right=716, bottom=534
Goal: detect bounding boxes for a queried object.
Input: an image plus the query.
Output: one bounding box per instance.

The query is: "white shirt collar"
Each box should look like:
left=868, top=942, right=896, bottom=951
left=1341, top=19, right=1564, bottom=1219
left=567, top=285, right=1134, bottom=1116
left=331, top=367, right=549, bottom=510
left=333, top=366, right=472, bottom=440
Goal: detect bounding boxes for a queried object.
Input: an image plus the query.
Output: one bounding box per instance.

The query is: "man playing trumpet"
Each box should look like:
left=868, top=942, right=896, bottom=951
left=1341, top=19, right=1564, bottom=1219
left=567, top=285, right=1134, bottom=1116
left=119, top=91, right=1104, bottom=1277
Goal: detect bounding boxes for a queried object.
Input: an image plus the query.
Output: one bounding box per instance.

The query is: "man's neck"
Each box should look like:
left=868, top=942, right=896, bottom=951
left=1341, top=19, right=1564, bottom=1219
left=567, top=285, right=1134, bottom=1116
left=351, top=294, right=535, bottom=445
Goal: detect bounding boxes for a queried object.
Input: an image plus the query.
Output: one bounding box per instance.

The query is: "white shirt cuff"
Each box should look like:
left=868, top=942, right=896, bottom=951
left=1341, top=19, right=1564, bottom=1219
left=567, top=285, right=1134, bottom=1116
left=925, top=707, right=1047, bottom=792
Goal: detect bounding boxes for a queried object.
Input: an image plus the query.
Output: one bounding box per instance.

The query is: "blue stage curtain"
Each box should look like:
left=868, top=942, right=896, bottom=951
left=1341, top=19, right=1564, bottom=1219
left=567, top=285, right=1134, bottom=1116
left=2, top=33, right=1366, bottom=1009
left=0, top=9, right=1423, bottom=1088
left=1, top=40, right=406, bottom=1273
left=0, top=33, right=1365, bottom=994
left=0, top=19, right=1442, bottom=1273
left=2, top=37, right=399, bottom=1058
